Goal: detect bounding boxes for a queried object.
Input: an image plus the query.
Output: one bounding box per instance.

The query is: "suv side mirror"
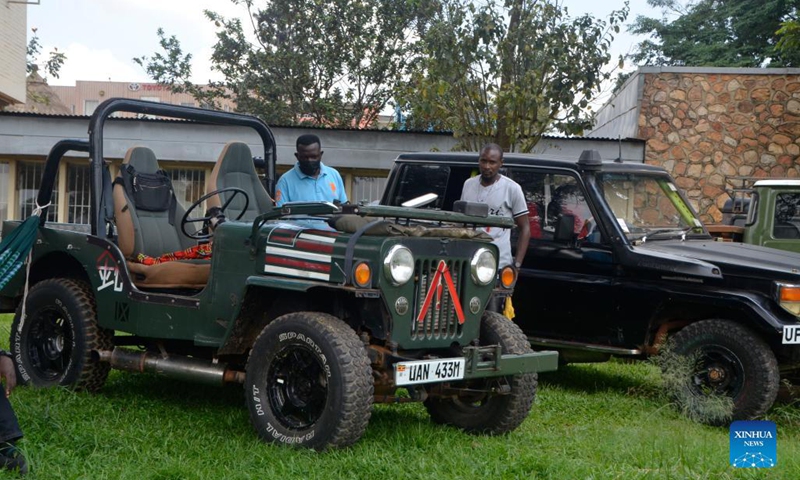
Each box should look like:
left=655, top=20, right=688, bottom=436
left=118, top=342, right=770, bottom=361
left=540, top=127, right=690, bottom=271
left=554, top=214, right=575, bottom=243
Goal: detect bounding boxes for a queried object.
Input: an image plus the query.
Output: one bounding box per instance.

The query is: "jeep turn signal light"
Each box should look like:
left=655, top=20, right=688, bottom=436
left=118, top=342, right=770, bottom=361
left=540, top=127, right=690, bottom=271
left=500, top=266, right=516, bottom=289
left=354, top=262, right=372, bottom=288
left=777, top=283, right=800, bottom=316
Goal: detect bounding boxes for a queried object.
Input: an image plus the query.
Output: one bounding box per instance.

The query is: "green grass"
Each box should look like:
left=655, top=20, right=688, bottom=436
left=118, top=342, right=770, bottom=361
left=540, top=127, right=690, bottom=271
left=0, top=317, right=798, bottom=479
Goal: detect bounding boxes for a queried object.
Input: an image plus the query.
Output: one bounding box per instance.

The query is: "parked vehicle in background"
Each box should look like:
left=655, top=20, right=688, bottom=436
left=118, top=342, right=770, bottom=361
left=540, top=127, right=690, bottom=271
left=0, top=99, right=558, bottom=451
left=381, top=150, right=800, bottom=425
left=706, top=177, right=800, bottom=253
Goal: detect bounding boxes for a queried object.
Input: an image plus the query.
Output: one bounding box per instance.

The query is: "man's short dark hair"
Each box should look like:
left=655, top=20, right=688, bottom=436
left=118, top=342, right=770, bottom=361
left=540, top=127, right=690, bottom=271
left=480, top=143, right=503, bottom=160
left=297, top=134, right=321, bottom=149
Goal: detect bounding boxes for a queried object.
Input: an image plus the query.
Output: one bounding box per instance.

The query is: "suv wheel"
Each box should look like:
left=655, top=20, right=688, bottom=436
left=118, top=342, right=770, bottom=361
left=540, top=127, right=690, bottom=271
left=424, top=311, right=538, bottom=434
left=11, top=278, right=113, bottom=391
left=244, top=312, right=373, bottom=450
left=668, top=319, right=779, bottom=424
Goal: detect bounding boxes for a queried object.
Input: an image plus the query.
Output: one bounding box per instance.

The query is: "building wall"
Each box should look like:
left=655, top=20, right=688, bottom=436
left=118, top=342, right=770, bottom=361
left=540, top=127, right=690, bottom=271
left=0, top=1, right=27, bottom=107
left=638, top=69, right=800, bottom=222
left=50, top=81, right=237, bottom=116
left=590, top=67, right=800, bottom=223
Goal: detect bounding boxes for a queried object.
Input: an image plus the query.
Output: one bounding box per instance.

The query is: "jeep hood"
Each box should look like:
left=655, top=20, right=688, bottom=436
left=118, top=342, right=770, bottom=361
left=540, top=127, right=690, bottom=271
left=637, top=240, right=800, bottom=280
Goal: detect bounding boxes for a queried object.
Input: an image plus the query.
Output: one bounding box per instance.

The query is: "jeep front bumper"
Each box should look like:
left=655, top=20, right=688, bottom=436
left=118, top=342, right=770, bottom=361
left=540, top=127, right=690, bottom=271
left=394, top=346, right=558, bottom=386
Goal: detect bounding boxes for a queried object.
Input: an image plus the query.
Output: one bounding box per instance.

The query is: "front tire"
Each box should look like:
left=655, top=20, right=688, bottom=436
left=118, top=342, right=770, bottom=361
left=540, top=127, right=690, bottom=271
left=10, top=278, right=113, bottom=391
left=668, top=319, right=779, bottom=425
left=244, top=312, right=373, bottom=450
left=424, top=311, right=538, bottom=434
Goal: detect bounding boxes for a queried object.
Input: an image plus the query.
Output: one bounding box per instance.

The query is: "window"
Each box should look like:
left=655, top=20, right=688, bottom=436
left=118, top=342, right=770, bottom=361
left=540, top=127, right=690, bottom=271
left=67, top=163, right=91, bottom=224
left=0, top=163, right=8, bottom=222
left=84, top=100, right=99, bottom=116
left=773, top=193, right=800, bottom=239
left=389, top=164, right=452, bottom=209
left=510, top=169, right=595, bottom=241
left=17, top=162, right=58, bottom=222
left=352, top=176, right=387, bottom=205
left=180, top=102, right=195, bottom=108
left=166, top=168, right=206, bottom=210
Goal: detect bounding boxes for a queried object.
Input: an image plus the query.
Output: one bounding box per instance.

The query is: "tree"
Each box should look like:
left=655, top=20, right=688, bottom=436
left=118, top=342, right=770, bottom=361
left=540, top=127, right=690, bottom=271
left=27, top=28, right=66, bottom=80
left=629, top=0, right=800, bottom=68
left=777, top=14, right=800, bottom=62
left=396, top=0, right=628, bottom=152
left=136, top=0, right=425, bottom=127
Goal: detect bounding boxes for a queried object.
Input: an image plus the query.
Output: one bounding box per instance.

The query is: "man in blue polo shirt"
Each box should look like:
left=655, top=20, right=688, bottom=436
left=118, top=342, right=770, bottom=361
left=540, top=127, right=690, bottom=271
left=275, top=134, right=348, bottom=206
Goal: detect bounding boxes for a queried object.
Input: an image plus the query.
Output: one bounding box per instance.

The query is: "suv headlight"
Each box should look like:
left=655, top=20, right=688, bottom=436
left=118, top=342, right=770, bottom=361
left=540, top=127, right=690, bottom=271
left=384, top=245, right=414, bottom=285
left=776, top=282, right=800, bottom=316
left=470, top=248, right=497, bottom=285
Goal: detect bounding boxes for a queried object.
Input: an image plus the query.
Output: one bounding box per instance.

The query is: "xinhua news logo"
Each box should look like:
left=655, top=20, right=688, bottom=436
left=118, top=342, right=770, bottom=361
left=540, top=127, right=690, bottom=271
left=729, top=420, right=776, bottom=468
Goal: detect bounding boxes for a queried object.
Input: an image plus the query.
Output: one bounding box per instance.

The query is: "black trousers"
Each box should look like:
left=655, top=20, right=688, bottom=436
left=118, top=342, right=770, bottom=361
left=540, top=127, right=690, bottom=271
left=0, top=394, right=22, bottom=444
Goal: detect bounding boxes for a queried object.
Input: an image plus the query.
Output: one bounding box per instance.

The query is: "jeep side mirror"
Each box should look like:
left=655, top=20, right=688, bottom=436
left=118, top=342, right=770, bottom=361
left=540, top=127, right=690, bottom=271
left=402, top=193, right=438, bottom=208
left=554, top=214, right=575, bottom=243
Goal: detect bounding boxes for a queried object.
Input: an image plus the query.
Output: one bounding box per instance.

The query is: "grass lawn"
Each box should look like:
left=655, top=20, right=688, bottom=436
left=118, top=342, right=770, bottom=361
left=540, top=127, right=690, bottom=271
left=0, top=317, right=797, bottom=479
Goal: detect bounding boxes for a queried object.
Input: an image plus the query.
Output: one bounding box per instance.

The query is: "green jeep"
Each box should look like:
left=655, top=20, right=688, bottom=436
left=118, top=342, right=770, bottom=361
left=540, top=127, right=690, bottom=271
left=707, top=177, right=800, bottom=253
left=0, top=99, right=557, bottom=450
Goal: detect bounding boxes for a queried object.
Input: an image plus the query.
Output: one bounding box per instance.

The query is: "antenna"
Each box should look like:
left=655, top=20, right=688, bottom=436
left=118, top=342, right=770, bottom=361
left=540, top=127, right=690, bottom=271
left=614, top=135, right=623, bottom=163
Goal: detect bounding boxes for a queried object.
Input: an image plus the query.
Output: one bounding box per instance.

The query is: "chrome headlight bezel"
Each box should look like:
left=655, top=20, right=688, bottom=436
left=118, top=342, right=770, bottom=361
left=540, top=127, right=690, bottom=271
left=383, top=245, right=414, bottom=286
left=470, top=247, right=497, bottom=286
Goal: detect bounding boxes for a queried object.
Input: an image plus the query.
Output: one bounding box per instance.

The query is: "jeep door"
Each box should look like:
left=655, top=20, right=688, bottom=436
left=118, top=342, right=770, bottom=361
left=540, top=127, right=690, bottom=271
left=507, top=167, right=621, bottom=344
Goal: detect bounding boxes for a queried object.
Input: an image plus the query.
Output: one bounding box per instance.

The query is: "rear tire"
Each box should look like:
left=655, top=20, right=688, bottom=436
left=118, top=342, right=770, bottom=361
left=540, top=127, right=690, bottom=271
left=244, top=312, right=373, bottom=450
left=668, top=319, right=779, bottom=425
left=424, top=311, right=538, bottom=434
left=10, top=278, right=113, bottom=391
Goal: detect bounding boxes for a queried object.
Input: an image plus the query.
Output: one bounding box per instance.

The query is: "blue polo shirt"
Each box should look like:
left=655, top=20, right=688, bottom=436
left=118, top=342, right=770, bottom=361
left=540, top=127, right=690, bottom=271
left=275, top=162, right=348, bottom=206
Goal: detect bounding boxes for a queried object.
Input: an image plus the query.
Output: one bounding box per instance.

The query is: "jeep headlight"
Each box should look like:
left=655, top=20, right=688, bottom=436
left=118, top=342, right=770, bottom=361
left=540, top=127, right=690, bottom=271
left=776, top=282, right=800, bottom=316
left=384, top=245, right=414, bottom=285
left=470, top=248, right=497, bottom=285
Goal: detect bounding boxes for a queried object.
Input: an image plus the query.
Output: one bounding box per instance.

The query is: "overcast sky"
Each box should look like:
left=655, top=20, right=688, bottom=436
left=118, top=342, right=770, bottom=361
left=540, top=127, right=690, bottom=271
left=28, top=0, right=651, bottom=90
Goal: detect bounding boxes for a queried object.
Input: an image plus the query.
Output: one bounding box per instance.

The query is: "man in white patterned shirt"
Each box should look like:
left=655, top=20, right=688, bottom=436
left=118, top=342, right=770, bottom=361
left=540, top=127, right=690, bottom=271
left=460, top=143, right=530, bottom=269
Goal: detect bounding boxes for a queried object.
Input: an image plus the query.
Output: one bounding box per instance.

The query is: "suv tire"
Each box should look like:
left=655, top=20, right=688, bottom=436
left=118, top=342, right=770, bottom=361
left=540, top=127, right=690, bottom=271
left=424, top=311, right=538, bottom=434
left=11, top=278, right=113, bottom=391
left=669, top=319, right=779, bottom=424
left=245, top=312, right=373, bottom=450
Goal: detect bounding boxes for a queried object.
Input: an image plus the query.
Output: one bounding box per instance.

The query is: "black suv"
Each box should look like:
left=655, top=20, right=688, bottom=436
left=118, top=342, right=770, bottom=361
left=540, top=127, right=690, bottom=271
left=381, top=150, right=800, bottom=423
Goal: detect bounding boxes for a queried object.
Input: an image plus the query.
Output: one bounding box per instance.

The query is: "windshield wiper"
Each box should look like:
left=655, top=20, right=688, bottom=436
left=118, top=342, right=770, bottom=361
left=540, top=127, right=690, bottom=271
left=641, top=227, right=695, bottom=243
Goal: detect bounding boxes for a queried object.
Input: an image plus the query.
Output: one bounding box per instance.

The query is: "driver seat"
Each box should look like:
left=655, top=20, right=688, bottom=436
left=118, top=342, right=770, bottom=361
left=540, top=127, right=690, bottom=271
left=205, top=142, right=273, bottom=221
left=113, top=146, right=210, bottom=288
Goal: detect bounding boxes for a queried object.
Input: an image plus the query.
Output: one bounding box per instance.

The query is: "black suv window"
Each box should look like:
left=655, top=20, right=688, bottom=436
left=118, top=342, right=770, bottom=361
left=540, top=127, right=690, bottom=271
left=509, top=169, right=597, bottom=242
left=773, top=193, right=800, bottom=239
left=388, top=163, right=478, bottom=211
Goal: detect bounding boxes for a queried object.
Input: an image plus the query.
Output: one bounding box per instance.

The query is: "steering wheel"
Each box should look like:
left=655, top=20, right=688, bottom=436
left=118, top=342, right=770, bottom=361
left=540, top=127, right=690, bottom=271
left=181, top=187, right=250, bottom=240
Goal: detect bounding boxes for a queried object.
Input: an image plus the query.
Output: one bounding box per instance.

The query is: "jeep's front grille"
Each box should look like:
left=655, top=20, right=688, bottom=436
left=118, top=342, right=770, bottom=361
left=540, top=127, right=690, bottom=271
left=410, top=258, right=464, bottom=340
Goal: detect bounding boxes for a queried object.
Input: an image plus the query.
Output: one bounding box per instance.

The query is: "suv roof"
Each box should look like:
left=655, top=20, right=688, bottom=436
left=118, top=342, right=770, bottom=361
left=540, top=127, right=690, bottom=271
left=395, top=151, right=667, bottom=175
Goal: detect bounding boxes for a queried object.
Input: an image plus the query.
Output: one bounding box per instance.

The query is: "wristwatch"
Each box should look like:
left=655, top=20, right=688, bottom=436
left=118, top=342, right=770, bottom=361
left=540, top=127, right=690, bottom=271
left=514, top=261, right=522, bottom=269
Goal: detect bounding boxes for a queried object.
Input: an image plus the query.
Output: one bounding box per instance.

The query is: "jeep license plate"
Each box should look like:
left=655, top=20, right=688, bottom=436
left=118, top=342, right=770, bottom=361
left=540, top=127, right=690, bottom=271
left=783, top=325, right=800, bottom=344
left=395, top=358, right=465, bottom=386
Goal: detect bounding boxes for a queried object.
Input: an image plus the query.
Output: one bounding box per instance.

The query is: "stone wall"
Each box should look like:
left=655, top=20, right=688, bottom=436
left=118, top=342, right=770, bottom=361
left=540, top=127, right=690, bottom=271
left=638, top=72, right=800, bottom=222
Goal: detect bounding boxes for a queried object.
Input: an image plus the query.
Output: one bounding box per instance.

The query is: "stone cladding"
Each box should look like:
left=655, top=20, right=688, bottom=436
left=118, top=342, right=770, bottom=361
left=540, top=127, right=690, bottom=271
left=638, top=72, right=800, bottom=222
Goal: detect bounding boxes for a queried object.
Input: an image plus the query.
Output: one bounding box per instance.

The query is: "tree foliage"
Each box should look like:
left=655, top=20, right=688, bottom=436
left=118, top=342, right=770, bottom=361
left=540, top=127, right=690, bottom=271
left=629, top=0, right=800, bottom=68
left=396, top=0, right=628, bottom=152
left=26, top=28, right=66, bottom=80
left=136, top=0, right=424, bottom=127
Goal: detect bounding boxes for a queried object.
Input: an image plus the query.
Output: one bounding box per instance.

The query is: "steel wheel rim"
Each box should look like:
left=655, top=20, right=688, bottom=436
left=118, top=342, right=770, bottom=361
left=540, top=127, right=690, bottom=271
left=690, top=345, right=745, bottom=397
left=267, top=343, right=328, bottom=430
left=26, top=307, right=73, bottom=381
